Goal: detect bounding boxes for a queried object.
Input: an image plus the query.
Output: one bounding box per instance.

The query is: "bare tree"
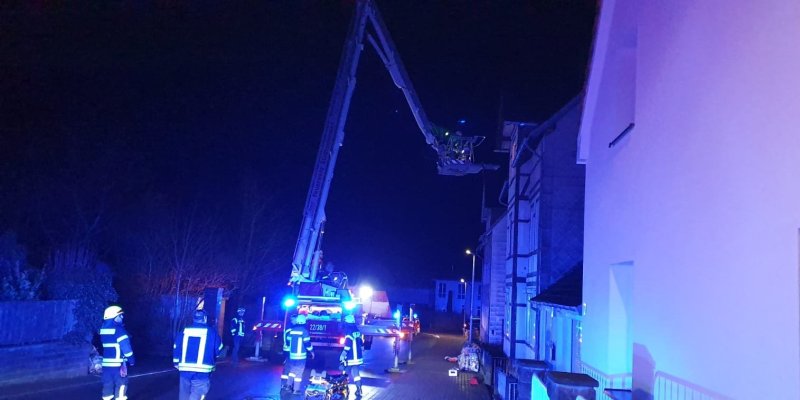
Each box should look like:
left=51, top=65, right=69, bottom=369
left=129, top=199, right=235, bottom=335
left=231, top=177, right=286, bottom=297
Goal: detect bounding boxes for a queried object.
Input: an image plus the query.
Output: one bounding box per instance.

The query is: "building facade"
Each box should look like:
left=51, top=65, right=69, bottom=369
left=578, top=0, right=800, bottom=398
left=433, top=279, right=481, bottom=319
left=502, top=98, right=585, bottom=363
left=482, top=97, right=586, bottom=399
left=480, top=207, right=509, bottom=346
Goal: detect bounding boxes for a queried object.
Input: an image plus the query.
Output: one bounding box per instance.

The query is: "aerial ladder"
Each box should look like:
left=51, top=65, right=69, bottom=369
left=253, top=0, right=498, bottom=360
left=290, top=0, right=496, bottom=286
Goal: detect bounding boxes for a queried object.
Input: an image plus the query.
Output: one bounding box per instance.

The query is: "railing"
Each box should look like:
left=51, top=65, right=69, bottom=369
left=654, top=372, right=733, bottom=400
left=508, top=381, right=519, bottom=400
left=494, top=356, right=509, bottom=374
left=580, top=363, right=632, bottom=400
left=489, top=356, right=508, bottom=394
left=578, top=364, right=732, bottom=400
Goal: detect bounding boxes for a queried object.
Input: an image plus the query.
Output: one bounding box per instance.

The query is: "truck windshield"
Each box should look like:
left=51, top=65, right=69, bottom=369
left=295, top=304, right=343, bottom=322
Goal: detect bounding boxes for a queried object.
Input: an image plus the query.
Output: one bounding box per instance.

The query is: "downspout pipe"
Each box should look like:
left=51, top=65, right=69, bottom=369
left=510, top=157, right=521, bottom=360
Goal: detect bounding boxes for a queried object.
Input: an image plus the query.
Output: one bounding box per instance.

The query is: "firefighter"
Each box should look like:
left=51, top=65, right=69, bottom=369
left=173, top=309, right=223, bottom=400
left=339, top=314, right=365, bottom=397
left=99, top=305, right=135, bottom=400
left=229, top=306, right=245, bottom=366
left=280, top=314, right=314, bottom=394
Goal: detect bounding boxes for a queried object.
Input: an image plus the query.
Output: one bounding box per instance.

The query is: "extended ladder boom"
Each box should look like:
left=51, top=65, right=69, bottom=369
left=365, top=6, right=440, bottom=149
left=290, top=0, right=370, bottom=282
left=291, top=0, right=494, bottom=283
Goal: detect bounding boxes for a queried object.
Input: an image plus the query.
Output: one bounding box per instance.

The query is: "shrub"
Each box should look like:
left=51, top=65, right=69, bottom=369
left=0, top=231, right=44, bottom=301
left=46, top=245, right=118, bottom=344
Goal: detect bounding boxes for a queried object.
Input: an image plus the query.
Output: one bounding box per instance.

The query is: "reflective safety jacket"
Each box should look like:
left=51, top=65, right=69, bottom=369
left=283, top=325, right=313, bottom=360
left=99, top=320, right=134, bottom=367
left=173, top=323, right=223, bottom=374
left=341, top=325, right=364, bottom=366
left=230, top=317, right=245, bottom=337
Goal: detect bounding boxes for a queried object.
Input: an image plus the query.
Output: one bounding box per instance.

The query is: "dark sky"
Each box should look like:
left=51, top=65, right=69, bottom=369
left=0, top=1, right=595, bottom=289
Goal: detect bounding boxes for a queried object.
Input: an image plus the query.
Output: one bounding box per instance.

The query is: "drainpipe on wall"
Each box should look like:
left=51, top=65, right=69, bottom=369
left=510, top=157, right=521, bottom=360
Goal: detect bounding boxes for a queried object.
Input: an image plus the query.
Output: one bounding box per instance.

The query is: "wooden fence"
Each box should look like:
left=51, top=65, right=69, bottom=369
left=0, top=300, right=75, bottom=346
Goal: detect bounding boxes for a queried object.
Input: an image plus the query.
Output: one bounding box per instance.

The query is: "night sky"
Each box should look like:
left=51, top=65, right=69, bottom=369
left=0, top=1, right=595, bottom=291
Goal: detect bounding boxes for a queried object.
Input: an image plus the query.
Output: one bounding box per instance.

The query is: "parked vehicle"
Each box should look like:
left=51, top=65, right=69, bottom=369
left=401, top=317, right=421, bottom=335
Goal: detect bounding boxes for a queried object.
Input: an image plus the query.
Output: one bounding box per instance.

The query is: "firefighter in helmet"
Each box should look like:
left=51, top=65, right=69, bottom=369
left=229, top=306, right=246, bottom=366
left=173, top=309, right=223, bottom=400
left=99, top=305, right=135, bottom=400
left=340, top=313, right=365, bottom=396
left=280, top=314, right=314, bottom=394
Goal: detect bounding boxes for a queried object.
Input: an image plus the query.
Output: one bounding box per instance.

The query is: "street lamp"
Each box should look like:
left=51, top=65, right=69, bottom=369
left=465, top=249, right=478, bottom=343
left=359, top=285, right=374, bottom=324
left=359, top=285, right=374, bottom=300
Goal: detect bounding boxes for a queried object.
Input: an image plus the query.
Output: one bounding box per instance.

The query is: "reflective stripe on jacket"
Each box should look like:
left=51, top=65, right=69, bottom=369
left=342, top=326, right=364, bottom=366
left=99, top=320, right=134, bottom=367
left=230, top=317, right=245, bottom=337
left=173, top=324, right=223, bottom=373
left=284, top=325, right=313, bottom=360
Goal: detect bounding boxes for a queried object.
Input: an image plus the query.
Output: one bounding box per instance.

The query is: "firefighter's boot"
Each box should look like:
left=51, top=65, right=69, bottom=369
left=292, top=379, right=302, bottom=394
left=356, top=381, right=363, bottom=397
left=279, top=375, right=289, bottom=392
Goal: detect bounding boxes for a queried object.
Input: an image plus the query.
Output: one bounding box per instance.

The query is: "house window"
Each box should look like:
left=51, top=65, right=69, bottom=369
left=458, top=283, right=466, bottom=299
left=438, top=282, right=446, bottom=298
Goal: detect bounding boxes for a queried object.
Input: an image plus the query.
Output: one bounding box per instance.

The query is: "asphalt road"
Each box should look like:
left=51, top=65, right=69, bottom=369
left=2, top=333, right=489, bottom=400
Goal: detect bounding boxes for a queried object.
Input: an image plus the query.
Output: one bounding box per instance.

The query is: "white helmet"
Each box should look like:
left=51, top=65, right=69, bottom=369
left=344, top=314, right=356, bottom=324
left=295, top=314, right=307, bottom=324
left=103, top=306, right=124, bottom=320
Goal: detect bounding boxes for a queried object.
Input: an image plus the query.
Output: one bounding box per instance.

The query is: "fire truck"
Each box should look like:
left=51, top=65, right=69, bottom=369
left=254, top=0, right=495, bottom=361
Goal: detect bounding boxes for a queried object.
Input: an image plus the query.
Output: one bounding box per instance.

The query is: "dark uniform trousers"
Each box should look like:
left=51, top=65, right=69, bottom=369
left=179, top=372, right=211, bottom=400
left=101, top=367, right=128, bottom=400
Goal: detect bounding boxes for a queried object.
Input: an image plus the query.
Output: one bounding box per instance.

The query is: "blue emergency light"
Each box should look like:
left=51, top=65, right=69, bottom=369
left=282, top=296, right=297, bottom=309
left=413, top=313, right=418, bottom=319
left=343, top=300, right=356, bottom=311
left=393, top=310, right=401, bottom=319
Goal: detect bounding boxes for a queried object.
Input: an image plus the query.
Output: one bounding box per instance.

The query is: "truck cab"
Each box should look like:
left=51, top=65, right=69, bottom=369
left=286, top=279, right=356, bottom=349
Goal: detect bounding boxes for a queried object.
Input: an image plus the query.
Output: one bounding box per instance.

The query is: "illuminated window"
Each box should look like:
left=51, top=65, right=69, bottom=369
left=457, top=283, right=466, bottom=299
left=437, top=283, right=446, bottom=298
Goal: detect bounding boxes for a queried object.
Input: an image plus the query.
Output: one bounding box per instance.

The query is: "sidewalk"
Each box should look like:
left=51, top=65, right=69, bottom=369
left=364, top=333, right=490, bottom=400
left=0, top=355, right=176, bottom=400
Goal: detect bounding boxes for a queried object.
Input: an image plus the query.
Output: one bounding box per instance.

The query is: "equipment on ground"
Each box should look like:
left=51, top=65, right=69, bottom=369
left=304, top=369, right=350, bottom=400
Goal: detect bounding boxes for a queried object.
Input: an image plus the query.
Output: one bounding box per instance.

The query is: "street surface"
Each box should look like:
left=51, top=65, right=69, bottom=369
left=1, top=333, right=489, bottom=400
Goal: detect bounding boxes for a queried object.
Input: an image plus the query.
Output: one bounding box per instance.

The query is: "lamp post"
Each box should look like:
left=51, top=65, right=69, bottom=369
left=459, top=278, right=467, bottom=335
left=465, top=249, right=478, bottom=343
